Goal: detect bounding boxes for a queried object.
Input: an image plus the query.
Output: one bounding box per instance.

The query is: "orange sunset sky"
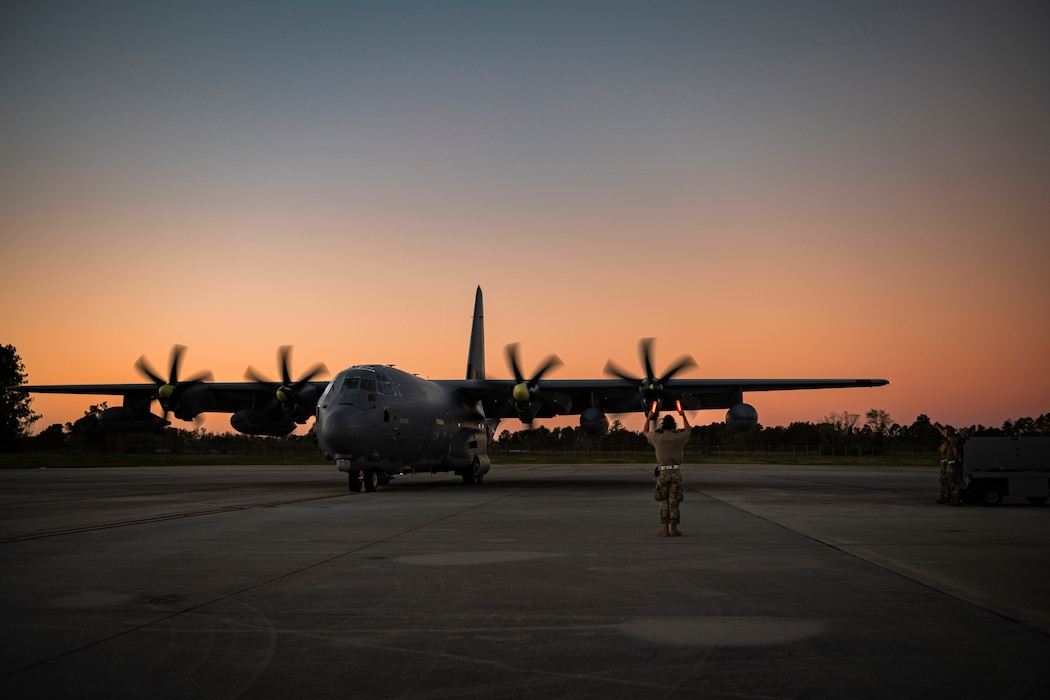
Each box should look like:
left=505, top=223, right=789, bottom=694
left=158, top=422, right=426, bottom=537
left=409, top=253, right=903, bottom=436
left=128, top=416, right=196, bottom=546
left=2, top=1, right=1047, bottom=435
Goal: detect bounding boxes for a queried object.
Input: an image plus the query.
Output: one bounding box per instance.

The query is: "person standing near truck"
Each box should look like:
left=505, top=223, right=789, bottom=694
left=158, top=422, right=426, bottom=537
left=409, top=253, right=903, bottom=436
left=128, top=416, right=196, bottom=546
left=933, top=422, right=962, bottom=506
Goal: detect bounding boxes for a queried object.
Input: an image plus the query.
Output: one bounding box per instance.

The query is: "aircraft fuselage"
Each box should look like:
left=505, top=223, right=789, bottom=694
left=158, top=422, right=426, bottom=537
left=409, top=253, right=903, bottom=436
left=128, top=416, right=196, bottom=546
left=315, top=365, right=491, bottom=486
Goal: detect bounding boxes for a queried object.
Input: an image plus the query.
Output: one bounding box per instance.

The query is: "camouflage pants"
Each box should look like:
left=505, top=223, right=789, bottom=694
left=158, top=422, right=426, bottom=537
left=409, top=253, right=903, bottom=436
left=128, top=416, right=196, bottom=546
left=940, top=459, right=957, bottom=503
left=946, top=460, right=962, bottom=505
left=940, top=459, right=962, bottom=505
left=655, top=468, right=684, bottom=524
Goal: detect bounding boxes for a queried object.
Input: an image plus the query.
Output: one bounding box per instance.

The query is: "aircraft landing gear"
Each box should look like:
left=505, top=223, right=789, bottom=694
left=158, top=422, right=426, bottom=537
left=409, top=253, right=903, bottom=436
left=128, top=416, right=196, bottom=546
left=349, top=469, right=383, bottom=492
left=462, top=458, right=484, bottom=486
left=363, top=468, right=381, bottom=493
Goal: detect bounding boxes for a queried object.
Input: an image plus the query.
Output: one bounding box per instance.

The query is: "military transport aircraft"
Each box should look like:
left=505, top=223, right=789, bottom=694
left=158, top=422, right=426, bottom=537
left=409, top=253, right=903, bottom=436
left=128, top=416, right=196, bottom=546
left=9, top=287, right=888, bottom=491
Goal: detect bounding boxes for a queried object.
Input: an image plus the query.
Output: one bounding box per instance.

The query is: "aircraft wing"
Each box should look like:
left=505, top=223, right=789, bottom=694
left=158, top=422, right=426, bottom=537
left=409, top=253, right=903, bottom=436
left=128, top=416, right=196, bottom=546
left=6, top=382, right=330, bottom=419
left=9, top=383, right=268, bottom=412
left=449, top=377, right=890, bottom=419
left=9, top=384, right=158, bottom=397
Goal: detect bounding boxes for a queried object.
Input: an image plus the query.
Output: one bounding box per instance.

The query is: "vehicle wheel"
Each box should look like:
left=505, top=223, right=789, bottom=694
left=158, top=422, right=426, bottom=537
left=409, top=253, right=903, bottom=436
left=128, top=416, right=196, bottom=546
left=348, top=474, right=362, bottom=492
left=364, top=468, right=381, bottom=492
left=462, top=458, right=483, bottom=486
left=1025, top=497, right=1047, bottom=505
left=979, top=488, right=1003, bottom=507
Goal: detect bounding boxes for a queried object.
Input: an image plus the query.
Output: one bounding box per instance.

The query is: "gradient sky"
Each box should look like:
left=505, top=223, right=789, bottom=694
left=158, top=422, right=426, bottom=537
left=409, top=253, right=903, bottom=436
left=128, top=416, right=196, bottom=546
left=2, top=1, right=1048, bottom=435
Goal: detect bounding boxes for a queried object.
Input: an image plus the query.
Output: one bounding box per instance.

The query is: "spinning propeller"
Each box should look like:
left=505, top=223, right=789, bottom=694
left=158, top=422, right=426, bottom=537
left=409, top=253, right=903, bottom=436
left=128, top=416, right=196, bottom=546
left=245, top=346, right=328, bottom=419
left=134, top=345, right=213, bottom=420
left=505, top=342, right=563, bottom=424
left=603, top=338, right=696, bottom=411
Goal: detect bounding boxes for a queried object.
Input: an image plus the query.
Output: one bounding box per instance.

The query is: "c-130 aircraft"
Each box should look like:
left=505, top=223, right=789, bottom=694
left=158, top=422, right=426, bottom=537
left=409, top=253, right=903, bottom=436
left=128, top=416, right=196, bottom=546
left=11, top=287, right=888, bottom=491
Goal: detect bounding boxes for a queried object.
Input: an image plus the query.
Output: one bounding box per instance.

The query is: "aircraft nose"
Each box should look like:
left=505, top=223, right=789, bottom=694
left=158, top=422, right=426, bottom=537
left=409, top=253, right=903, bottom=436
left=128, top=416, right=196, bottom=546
left=319, top=404, right=372, bottom=456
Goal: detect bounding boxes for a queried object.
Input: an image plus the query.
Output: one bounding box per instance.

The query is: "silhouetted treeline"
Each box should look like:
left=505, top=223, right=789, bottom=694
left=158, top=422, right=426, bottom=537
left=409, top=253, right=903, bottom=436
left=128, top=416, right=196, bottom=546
left=10, top=403, right=1050, bottom=457
left=21, top=403, right=320, bottom=455
left=493, top=410, right=1050, bottom=457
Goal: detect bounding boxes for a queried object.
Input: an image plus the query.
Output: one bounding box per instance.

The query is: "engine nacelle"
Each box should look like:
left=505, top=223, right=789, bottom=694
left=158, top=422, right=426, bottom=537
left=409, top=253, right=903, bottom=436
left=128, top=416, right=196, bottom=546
left=230, top=409, right=296, bottom=437
left=285, top=384, right=323, bottom=423
left=513, top=400, right=541, bottom=425
left=164, top=382, right=211, bottom=421
left=580, top=407, right=609, bottom=436
left=98, top=407, right=170, bottom=433
left=444, top=427, right=491, bottom=475
left=726, top=403, right=758, bottom=434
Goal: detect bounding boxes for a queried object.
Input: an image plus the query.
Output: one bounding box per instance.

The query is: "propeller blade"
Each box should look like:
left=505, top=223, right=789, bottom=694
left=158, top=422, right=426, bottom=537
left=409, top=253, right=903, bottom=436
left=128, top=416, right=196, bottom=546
left=603, top=359, right=639, bottom=382
left=278, top=345, right=293, bottom=386
left=244, top=366, right=274, bottom=385
left=134, top=345, right=212, bottom=420
left=136, top=346, right=211, bottom=386
left=168, top=344, right=186, bottom=384
left=640, top=338, right=656, bottom=382
left=606, top=338, right=697, bottom=410
left=247, top=346, right=328, bottom=409
left=659, top=355, right=697, bottom=384
left=503, top=344, right=562, bottom=421
left=505, top=343, right=526, bottom=383
left=505, top=344, right=562, bottom=388
left=531, top=355, right=563, bottom=384
left=135, top=356, right=166, bottom=385
left=293, top=361, right=328, bottom=387
left=181, top=369, right=214, bottom=384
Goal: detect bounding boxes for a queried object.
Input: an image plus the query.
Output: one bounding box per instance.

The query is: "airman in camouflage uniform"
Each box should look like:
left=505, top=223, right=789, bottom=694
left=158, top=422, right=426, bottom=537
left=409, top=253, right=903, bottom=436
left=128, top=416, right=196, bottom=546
left=643, top=408, right=691, bottom=536
left=934, top=422, right=963, bottom=506
left=937, top=439, right=951, bottom=504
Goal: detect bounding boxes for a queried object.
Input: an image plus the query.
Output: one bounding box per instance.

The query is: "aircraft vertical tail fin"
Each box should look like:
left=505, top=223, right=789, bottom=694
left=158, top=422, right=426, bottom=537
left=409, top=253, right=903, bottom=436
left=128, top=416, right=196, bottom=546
left=466, top=286, right=485, bottom=380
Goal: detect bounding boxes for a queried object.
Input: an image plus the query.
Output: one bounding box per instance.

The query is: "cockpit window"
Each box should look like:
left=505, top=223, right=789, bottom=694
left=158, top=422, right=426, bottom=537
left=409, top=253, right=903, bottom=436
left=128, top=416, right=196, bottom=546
left=318, top=378, right=338, bottom=406
left=327, top=368, right=399, bottom=400
left=376, top=373, right=402, bottom=397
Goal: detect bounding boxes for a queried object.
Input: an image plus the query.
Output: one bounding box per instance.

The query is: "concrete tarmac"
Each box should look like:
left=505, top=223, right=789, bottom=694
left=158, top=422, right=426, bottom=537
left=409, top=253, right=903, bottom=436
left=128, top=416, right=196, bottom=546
left=1, top=463, right=1048, bottom=698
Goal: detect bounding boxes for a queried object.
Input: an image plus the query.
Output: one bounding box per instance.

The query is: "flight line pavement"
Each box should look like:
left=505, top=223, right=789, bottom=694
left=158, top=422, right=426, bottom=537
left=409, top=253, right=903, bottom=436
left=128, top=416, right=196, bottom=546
left=1, top=463, right=1048, bottom=699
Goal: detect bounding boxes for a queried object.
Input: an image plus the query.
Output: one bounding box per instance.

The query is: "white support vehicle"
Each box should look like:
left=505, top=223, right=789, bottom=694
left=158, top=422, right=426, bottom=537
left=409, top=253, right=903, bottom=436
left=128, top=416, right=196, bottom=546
left=961, top=437, right=1050, bottom=506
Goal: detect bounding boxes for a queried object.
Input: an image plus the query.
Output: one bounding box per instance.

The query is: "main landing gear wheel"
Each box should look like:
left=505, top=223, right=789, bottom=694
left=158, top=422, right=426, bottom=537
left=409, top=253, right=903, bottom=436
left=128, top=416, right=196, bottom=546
left=363, top=468, right=381, bottom=493
left=348, top=473, right=362, bottom=492
left=462, top=458, right=484, bottom=486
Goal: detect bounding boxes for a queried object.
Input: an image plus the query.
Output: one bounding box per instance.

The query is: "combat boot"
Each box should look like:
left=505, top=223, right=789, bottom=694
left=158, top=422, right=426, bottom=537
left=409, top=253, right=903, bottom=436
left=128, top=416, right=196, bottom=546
left=669, top=524, right=681, bottom=537
left=659, top=524, right=669, bottom=537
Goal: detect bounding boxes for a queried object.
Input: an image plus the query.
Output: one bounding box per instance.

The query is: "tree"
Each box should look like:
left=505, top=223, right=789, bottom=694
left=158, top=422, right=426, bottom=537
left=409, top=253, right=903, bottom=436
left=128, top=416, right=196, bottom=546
left=1, top=344, right=40, bottom=450
left=66, top=403, right=109, bottom=450
left=785, top=421, right=823, bottom=446
left=820, top=410, right=859, bottom=450
left=34, top=424, right=67, bottom=449
left=906, top=414, right=940, bottom=445
left=865, top=409, right=893, bottom=446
